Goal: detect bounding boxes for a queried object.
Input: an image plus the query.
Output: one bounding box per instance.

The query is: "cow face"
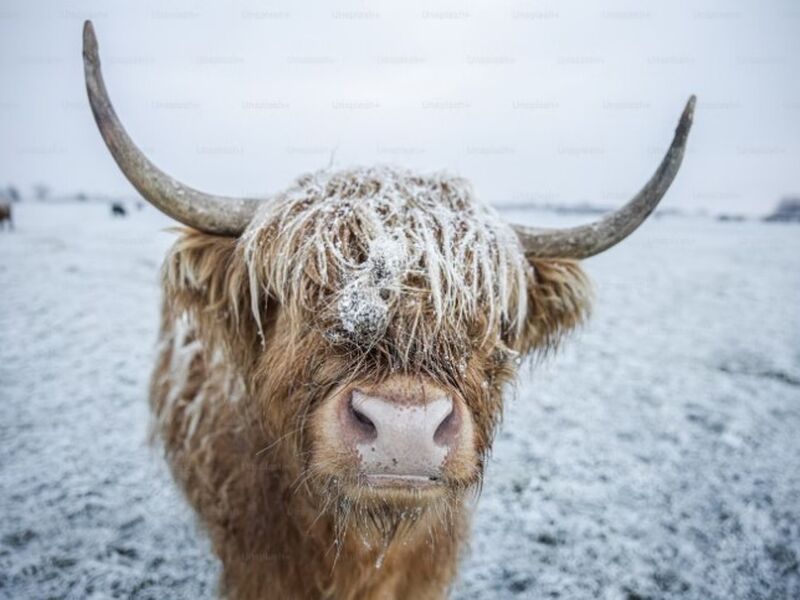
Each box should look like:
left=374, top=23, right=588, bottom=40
left=83, top=16, right=690, bottom=553
left=164, top=167, right=591, bottom=538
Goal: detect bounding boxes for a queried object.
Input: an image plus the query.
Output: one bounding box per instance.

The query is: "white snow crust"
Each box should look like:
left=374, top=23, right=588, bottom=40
left=1, top=202, right=799, bottom=599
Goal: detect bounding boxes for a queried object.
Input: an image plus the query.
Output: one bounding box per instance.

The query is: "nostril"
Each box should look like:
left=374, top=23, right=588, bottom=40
left=352, top=405, right=375, bottom=429
left=433, top=405, right=459, bottom=446
left=348, top=398, right=377, bottom=439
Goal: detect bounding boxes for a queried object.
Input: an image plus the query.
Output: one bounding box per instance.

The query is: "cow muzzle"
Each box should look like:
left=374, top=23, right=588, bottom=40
left=330, top=378, right=475, bottom=490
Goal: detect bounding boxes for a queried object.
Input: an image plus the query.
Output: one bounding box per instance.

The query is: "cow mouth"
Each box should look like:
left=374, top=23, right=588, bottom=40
left=361, top=473, right=443, bottom=490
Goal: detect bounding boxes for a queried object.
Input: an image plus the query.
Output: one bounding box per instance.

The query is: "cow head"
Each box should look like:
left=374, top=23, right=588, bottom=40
left=83, top=21, right=693, bottom=540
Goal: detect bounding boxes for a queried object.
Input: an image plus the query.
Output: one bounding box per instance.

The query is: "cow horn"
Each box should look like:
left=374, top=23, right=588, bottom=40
left=512, top=96, right=695, bottom=259
left=82, top=20, right=259, bottom=236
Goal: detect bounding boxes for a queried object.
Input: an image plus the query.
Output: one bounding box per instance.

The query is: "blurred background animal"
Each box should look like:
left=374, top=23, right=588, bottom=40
left=0, top=201, right=12, bottom=230
left=110, top=201, right=127, bottom=217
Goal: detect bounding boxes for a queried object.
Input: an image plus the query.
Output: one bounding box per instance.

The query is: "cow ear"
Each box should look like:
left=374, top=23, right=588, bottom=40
left=162, top=229, right=266, bottom=364
left=517, top=259, right=592, bottom=354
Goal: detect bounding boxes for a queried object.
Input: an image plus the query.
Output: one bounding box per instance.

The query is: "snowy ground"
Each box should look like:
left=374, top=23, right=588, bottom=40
left=1, top=201, right=799, bottom=600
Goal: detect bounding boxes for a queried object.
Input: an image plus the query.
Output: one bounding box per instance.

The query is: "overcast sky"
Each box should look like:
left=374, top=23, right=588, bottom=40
left=1, top=0, right=798, bottom=215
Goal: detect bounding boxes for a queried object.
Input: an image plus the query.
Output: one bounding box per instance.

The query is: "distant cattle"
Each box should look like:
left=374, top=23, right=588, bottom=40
left=110, top=202, right=127, bottom=217
left=0, top=201, right=12, bottom=230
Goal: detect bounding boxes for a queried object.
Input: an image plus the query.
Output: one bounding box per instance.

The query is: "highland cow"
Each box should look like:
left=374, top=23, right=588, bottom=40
left=82, top=21, right=694, bottom=600
left=0, top=201, right=12, bottom=230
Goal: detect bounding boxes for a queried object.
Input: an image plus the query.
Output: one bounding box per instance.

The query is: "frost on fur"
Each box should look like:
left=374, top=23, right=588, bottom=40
left=241, top=166, right=529, bottom=356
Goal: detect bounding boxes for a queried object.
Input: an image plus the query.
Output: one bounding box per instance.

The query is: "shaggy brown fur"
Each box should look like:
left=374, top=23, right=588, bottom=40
left=149, top=167, right=591, bottom=599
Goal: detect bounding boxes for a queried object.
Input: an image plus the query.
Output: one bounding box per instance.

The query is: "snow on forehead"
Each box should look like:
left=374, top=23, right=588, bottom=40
left=242, top=166, right=528, bottom=342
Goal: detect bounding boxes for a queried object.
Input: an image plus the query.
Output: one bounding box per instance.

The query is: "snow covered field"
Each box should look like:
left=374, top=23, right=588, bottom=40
left=1, top=201, right=799, bottom=599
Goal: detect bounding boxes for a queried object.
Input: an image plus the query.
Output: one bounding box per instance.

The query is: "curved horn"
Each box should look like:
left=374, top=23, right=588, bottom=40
left=82, top=20, right=258, bottom=236
left=513, top=96, right=695, bottom=259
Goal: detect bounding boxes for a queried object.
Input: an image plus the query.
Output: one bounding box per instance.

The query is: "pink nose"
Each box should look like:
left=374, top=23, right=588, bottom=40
left=341, top=389, right=460, bottom=482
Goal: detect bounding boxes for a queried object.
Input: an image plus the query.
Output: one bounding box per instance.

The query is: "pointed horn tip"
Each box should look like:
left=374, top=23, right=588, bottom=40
left=677, top=95, right=696, bottom=138
left=82, top=20, right=99, bottom=64
left=512, top=96, right=698, bottom=260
